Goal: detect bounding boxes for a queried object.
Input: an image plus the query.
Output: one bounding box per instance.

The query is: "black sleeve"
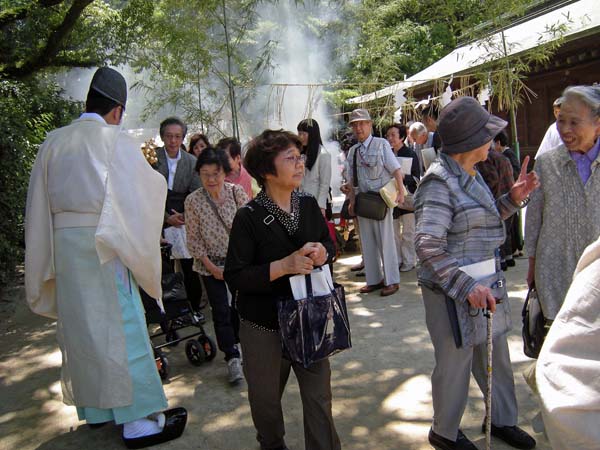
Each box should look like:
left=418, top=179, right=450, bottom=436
left=432, top=131, right=442, bottom=151
left=224, top=207, right=274, bottom=295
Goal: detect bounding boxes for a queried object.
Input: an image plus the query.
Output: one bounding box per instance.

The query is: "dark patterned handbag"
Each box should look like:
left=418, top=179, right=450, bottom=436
left=278, top=274, right=351, bottom=368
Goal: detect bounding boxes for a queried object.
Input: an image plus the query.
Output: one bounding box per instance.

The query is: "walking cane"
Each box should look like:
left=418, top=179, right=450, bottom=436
left=485, top=305, right=493, bottom=450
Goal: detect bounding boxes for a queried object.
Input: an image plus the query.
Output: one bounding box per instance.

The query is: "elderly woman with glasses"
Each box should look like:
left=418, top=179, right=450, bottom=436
left=224, top=130, right=340, bottom=450
left=184, top=147, right=249, bottom=385
left=526, top=85, right=600, bottom=322
left=415, top=97, right=539, bottom=450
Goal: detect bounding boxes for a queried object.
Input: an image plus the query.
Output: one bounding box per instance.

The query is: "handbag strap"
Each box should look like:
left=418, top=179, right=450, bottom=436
left=352, top=144, right=359, bottom=188
left=203, top=187, right=232, bottom=234
left=305, top=273, right=314, bottom=299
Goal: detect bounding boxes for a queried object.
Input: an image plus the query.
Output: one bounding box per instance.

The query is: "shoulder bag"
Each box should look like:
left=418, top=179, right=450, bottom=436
left=445, top=267, right=512, bottom=348
left=352, top=145, right=388, bottom=221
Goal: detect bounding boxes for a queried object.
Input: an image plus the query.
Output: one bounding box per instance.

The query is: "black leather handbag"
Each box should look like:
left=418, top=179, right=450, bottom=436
left=354, top=191, right=388, bottom=220
left=521, top=285, right=549, bottom=358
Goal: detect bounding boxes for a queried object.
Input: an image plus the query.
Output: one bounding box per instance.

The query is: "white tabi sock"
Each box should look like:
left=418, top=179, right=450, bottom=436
left=122, top=415, right=164, bottom=439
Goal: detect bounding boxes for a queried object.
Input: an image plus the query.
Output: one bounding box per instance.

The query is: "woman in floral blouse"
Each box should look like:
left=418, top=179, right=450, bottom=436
left=185, top=147, right=249, bottom=385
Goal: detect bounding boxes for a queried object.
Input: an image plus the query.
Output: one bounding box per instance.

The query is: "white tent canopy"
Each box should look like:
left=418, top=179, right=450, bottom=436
left=347, top=0, right=600, bottom=105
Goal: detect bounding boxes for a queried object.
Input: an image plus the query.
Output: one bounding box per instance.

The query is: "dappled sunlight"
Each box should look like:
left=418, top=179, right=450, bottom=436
left=351, top=306, right=374, bottom=317
left=1, top=346, right=62, bottom=385
left=0, top=254, right=549, bottom=449
left=337, top=255, right=363, bottom=267
left=381, top=375, right=432, bottom=420
left=202, top=404, right=253, bottom=433
left=385, top=421, right=431, bottom=440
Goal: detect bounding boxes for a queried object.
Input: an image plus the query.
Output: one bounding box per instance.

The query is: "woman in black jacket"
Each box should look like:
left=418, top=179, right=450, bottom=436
left=224, top=130, right=340, bottom=450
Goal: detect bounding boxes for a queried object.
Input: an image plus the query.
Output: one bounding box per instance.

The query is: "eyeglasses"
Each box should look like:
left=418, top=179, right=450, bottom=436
left=282, top=154, right=307, bottom=165
left=199, top=170, right=225, bottom=180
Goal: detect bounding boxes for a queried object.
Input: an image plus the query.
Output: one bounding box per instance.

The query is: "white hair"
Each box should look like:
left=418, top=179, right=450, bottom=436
left=409, top=121, right=428, bottom=136
left=562, top=85, right=600, bottom=118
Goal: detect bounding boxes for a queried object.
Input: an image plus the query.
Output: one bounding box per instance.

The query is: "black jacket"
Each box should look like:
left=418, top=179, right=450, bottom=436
left=224, top=195, right=335, bottom=330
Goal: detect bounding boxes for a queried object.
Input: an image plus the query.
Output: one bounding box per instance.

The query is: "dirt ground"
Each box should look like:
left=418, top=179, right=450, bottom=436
left=0, top=254, right=550, bottom=450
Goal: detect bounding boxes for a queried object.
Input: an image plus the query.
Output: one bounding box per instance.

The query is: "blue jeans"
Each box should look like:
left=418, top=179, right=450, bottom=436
left=201, top=275, right=240, bottom=361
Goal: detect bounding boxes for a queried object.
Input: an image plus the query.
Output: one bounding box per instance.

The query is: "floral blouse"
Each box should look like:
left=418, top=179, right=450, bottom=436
left=185, top=182, right=249, bottom=276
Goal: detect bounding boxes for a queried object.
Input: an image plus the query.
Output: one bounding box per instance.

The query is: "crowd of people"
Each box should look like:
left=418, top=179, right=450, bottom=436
left=23, top=66, right=599, bottom=450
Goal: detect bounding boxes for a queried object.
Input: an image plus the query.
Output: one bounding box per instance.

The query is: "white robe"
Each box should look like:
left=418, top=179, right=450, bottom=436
left=25, top=115, right=167, bottom=406
left=536, top=236, right=600, bottom=450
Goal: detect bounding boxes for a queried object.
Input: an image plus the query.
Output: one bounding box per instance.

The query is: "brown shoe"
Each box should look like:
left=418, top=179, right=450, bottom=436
left=359, top=281, right=384, bottom=294
left=380, top=284, right=399, bottom=296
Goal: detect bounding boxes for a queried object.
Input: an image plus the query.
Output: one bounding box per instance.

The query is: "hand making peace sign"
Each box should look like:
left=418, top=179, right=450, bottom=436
left=509, top=155, right=540, bottom=204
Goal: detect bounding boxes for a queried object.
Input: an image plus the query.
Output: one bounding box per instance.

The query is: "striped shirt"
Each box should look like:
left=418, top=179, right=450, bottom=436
left=415, top=153, right=520, bottom=302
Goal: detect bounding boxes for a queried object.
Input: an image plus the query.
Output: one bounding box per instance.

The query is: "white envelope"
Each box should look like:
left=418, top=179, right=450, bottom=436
left=397, top=157, right=413, bottom=176
left=459, top=258, right=495, bottom=280
left=289, top=265, right=333, bottom=300
left=421, top=147, right=437, bottom=171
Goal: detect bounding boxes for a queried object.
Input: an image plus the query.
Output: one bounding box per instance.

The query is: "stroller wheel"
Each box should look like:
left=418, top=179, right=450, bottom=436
left=155, top=351, right=169, bottom=380
left=185, top=339, right=206, bottom=366
left=166, top=330, right=180, bottom=347
left=198, top=335, right=217, bottom=362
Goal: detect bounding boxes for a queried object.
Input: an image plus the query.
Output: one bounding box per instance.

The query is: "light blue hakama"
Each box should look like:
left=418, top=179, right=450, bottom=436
left=53, top=227, right=167, bottom=425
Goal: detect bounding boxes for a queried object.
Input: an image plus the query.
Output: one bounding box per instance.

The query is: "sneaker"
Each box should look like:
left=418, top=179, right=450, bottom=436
left=428, top=428, right=478, bottom=450
left=481, top=422, right=536, bottom=449
left=227, top=358, right=244, bottom=385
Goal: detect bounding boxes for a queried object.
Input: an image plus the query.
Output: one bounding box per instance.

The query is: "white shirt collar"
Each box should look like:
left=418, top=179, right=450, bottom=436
left=166, top=148, right=181, bottom=161
left=79, top=112, right=107, bottom=124
left=361, top=134, right=373, bottom=149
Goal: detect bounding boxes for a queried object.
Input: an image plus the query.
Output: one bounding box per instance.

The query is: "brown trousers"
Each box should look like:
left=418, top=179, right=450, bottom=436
left=239, top=320, right=341, bottom=450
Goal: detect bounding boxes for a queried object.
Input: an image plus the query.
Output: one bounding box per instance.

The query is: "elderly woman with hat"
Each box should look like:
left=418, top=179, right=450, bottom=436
left=526, top=85, right=600, bottom=323
left=414, top=97, right=539, bottom=450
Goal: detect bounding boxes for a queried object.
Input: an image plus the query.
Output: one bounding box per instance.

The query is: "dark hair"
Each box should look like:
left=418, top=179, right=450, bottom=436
left=195, top=147, right=232, bottom=175
left=386, top=123, right=407, bottom=140
left=85, top=89, right=121, bottom=116
left=494, top=130, right=509, bottom=147
left=244, top=129, right=302, bottom=187
left=159, top=117, right=187, bottom=139
left=421, top=104, right=439, bottom=121
left=297, top=118, right=323, bottom=170
left=189, top=133, right=210, bottom=153
left=216, top=137, right=242, bottom=158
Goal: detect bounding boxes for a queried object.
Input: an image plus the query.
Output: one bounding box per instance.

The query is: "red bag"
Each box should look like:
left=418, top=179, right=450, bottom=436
left=326, top=221, right=338, bottom=261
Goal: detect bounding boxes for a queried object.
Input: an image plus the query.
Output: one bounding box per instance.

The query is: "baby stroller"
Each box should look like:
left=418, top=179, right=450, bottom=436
left=140, top=243, right=216, bottom=380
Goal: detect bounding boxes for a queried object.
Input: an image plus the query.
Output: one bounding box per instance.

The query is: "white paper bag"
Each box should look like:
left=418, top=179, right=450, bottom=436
left=163, top=226, right=192, bottom=259
left=289, top=265, right=333, bottom=300
left=421, top=147, right=437, bottom=171
left=397, top=157, right=413, bottom=176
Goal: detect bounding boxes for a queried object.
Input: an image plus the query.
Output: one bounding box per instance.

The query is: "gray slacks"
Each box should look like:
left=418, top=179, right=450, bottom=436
left=239, top=320, right=341, bottom=450
left=357, top=210, right=400, bottom=286
left=421, top=286, right=518, bottom=441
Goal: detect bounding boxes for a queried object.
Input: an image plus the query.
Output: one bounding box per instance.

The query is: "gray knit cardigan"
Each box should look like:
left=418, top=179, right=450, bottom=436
left=525, top=144, right=600, bottom=320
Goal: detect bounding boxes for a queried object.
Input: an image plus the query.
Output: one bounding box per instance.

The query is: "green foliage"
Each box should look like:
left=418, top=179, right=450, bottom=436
left=0, top=77, right=81, bottom=286
left=128, top=0, right=278, bottom=139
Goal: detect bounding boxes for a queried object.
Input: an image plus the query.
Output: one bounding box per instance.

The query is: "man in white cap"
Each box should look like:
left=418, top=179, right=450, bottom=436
left=25, top=67, right=187, bottom=448
left=535, top=96, right=564, bottom=159
left=345, top=108, right=404, bottom=296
